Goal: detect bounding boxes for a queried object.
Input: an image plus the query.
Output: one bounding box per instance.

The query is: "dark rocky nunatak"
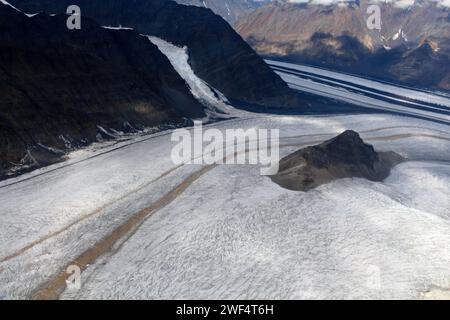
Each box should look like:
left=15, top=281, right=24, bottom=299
left=271, top=130, right=404, bottom=191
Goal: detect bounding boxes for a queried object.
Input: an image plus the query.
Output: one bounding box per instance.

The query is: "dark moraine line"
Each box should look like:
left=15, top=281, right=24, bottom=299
left=270, top=65, right=450, bottom=116
left=267, top=60, right=450, bottom=101
left=271, top=65, right=450, bottom=113
left=283, top=80, right=450, bottom=126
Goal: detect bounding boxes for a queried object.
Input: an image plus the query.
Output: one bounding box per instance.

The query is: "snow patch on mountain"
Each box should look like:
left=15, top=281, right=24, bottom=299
left=147, top=36, right=242, bottom=120
left=102, top=25, right=134, bottom=30
left=0, top=0, right=19, bottom=11
left=392, top=28, right=408, bottom=42
left=0, top=0, right=39, bottom=17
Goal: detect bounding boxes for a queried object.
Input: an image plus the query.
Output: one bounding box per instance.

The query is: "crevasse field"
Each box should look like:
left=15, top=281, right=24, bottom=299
left=0, top=38, right=449, bottom=300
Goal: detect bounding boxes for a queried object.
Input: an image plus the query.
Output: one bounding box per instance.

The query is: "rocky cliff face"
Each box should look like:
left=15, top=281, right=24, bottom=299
left=173, top=0, right=272, bottom=25
left=271, top=130, right=404, bottom=191
left=0, top=4, right=205, bottom=176
left=235, top=0, right=450, bottom=90
left=10, top=0, right=303, bottom=110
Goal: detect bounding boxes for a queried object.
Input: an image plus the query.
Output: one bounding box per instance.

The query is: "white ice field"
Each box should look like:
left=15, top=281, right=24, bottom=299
left=0, top=114, right=449, bottom=300
left=0, top=37, right=449, bottom=300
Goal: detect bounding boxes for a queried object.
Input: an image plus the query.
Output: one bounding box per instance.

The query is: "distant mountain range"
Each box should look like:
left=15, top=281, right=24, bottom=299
left=235, top=0, right=450, bottom=91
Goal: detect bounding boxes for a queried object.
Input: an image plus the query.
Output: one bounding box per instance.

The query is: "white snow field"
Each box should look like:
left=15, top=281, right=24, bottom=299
left=0, top=112, right=449, bottom=300
left=147, top=36, right=245, bottom=120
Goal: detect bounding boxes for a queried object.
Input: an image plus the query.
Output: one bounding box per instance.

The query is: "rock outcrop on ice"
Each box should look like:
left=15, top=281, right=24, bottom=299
left=271, top=130, right=404, bottom=191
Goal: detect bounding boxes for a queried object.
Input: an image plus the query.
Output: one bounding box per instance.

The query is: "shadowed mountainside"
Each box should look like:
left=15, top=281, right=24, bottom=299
left=173, top=0, right=273, bottom=25
left=0, top=4, right=205, bottom=176
left=10, top=0, right=305, bottom=110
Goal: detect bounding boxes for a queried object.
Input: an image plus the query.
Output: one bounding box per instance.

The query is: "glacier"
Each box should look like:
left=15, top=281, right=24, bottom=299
left=0, top=112, right=449, bottom=299
left=0, top=33, right=449, bottom=299
left=147, top=36, right=245, bottom=120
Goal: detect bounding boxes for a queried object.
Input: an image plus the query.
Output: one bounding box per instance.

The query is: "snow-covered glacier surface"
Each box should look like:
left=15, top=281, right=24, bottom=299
left=63, top=161, right=450, bottom=300
left=267, top=60, right=450, bottom=126
left=1, top=114, right=449, bottom=300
